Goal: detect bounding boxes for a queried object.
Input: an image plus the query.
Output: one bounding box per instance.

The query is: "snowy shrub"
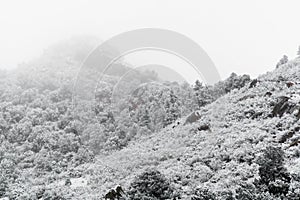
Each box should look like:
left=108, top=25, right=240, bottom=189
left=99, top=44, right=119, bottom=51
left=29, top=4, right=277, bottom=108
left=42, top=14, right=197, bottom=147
left=127, top=168, right=177, bottom=200
left=286, top=180, right=300, bottom=199
left=191, top=187, right=216, bottom=200
left=235, top=185, right=275, bottom=200
left=218, top=190, right=234, bottom=200
left=256, top=146, right=291, bottom=196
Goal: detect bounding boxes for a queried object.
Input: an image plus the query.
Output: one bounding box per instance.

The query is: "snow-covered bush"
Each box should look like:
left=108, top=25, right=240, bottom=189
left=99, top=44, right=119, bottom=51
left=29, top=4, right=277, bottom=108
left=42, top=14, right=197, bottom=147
left=256, top=146, right=291, bottom=196
left=191, top=187, right=216, bottom=200
left=127, top=168, right=177, bottom=200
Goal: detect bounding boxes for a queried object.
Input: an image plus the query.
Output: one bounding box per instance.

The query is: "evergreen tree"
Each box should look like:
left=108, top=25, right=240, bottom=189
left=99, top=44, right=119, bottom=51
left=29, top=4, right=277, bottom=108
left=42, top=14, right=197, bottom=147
left=276, top=55, right=288, bottom=68
left=194, top=80, right=203, bottom=92
left=193, top=80, right=206, bottom=108
left=163, top=90, right=181, bottom=127
left=257, top=146, right=291, bottom=196
left=140, top=107, right=151, bottom=129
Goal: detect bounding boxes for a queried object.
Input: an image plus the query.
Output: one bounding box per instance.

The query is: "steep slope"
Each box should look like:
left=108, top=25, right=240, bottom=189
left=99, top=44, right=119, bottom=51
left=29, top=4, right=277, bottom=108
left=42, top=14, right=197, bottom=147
left=79, top=59, right=300, bottom=199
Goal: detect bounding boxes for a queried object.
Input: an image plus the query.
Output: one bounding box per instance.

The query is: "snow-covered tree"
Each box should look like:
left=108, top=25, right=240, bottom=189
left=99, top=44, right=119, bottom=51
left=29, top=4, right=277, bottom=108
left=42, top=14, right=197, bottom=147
left=257, top=146, right=291, bottom=196
left=163, top=90, right=181, bottom=127
left=276, top=55, right=288, bottom=68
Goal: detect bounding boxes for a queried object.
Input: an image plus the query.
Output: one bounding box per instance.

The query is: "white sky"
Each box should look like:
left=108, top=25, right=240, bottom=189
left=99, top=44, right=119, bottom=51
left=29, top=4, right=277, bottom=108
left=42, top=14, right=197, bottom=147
left=1, top=0, right=300, bottom=79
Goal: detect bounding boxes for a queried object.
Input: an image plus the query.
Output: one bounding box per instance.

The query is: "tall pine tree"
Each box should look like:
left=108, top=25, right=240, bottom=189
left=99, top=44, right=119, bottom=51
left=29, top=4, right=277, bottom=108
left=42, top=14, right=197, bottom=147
left=163, top=90, right=181, bottom=127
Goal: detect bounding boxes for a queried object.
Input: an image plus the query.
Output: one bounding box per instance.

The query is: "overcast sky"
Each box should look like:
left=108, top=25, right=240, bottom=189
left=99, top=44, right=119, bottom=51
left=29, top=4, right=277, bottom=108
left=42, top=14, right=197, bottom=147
left=1, top=0, right=300, bottom=79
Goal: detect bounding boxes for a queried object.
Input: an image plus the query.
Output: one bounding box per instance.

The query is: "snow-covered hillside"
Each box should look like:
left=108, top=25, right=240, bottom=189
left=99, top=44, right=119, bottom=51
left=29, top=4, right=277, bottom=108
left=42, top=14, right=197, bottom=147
left=1, top=38, right=300, bottom=199
left=79, top=59, right=300, bottom=199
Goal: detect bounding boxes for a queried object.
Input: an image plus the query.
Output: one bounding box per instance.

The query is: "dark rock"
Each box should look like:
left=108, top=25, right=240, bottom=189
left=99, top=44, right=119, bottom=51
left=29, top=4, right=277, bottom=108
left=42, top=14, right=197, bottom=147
left=272, top=96, right=290, bottom=117
left=104, top=189, right=117, bottom=200
left=249, top=79, right=258, bottom=88
left=65, top=178, right=71, bottom=186
left=264, top=91, right=272, bottom=97
left=197, top=124, right=210, bottom=131
left=115, top=185, right=125, bottom=199
left=289, top=139, right=300, bottom=147
left=271, top=96, right=300, bottom=120
left=295, top=108, right=300, bottom=119
left=286, top=81, right=294, bottom=88
left=104, top=185, right=125, bottom=200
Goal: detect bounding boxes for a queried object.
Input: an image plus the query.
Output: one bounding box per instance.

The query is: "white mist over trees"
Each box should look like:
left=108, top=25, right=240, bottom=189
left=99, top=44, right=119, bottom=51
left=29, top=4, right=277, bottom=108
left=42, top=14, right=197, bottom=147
left=1, top=37, right=300, bottom=199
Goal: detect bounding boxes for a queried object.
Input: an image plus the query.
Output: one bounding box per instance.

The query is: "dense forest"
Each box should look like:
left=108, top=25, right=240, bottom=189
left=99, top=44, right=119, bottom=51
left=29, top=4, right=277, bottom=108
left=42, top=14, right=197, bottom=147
left=1, top=37, right=300, bottom=199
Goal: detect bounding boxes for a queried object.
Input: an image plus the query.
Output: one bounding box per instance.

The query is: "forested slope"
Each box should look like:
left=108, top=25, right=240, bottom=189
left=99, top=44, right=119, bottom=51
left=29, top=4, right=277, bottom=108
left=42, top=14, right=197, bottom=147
left=86, top=59, right=300, bottom=199
left=1, top=37, right=300, bottom=199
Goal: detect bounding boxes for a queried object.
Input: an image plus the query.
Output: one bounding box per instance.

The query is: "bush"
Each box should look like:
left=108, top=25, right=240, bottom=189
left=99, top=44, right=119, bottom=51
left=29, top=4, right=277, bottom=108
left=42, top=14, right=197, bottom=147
left=256, top=146, right=291, bottom=196
left=128, top=168, right=177, bottom=200
left=191, top=187, right=216, bottom=200
left=235, top=183, right=275, bottom=200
